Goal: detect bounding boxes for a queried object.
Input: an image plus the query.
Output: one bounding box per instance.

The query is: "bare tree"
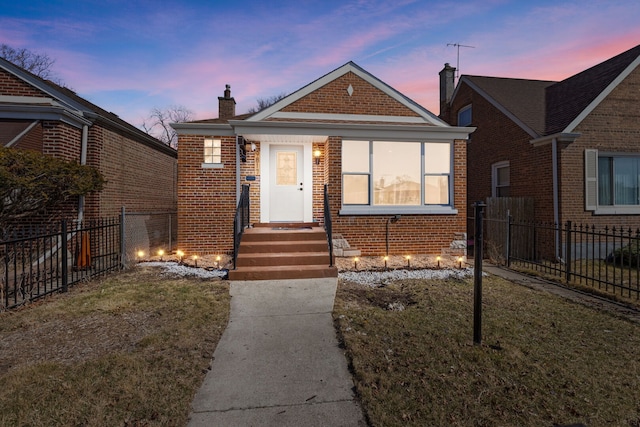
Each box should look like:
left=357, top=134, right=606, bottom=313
left=0, top=44, right=56, bottom=80
left=247, top=92, right=288, bottom=114
left=141, top=105, right=194, bottom=148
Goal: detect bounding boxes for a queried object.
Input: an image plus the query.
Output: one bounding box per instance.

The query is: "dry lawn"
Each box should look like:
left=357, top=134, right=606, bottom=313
left=334, top=274, right=640, bottom=426
left=0, top=265, right=230, bottom=427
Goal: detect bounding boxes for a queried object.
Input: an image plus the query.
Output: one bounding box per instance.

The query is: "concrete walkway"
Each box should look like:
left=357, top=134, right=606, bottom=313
left=187, top=278, right=366, bottom=427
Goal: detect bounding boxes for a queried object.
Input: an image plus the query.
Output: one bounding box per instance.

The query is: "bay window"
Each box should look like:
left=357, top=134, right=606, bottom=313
left=341, top=140, right=455, bottom=214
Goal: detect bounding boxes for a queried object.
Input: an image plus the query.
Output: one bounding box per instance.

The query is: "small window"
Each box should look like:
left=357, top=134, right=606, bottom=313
left=204, top=138, right=222, bottom=164
left=492, top=161, right=510, bottom=197
left=458, top=105, right=472, bottom=126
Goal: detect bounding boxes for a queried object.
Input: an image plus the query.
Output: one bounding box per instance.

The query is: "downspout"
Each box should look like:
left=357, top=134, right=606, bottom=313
left=77, top=124, right=88, bottom=224
left=552, top=137, right=560, bottom=259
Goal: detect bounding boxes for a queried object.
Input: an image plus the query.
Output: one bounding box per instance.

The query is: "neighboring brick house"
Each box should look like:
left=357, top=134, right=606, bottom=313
left=173, top=62, right=474, bottom=261
left=440, top=44, right=640, bottom=238
left=0, top=57, right=177, bottom=227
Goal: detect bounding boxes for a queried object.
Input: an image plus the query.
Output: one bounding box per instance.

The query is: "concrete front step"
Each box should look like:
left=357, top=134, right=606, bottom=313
left=240, top=240, right=329, bottom=254
left=236, top=251, right=330, bottom=267
left=228, top=264, right=338, bottom=281
left=231, top=222, right=334, bottom=281
left=242, top=227, right=327, bottom=242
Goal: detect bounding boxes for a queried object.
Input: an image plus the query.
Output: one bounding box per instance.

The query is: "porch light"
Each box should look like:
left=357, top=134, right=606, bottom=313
left=157, top=249, right=165, bottom=261
left=405, top=255, right=411, bottom=268
left=177, top=250, right=184, bottom=263
left=314, top=149, right=321, bottom=164
left=436, top=255, right=441, bottom=268
left=354, top=256, right=359, bottom=270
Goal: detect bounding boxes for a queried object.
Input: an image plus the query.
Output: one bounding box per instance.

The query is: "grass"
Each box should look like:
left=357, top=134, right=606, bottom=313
left=0, top=265, right=230, bottom=427
left=334, top=275, right=640, bottom=426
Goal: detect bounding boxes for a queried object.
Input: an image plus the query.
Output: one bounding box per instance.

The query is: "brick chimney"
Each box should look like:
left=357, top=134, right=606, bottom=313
left=218, top=84, right=236, bottom=119
left=439, top=63, right=456, bottom=119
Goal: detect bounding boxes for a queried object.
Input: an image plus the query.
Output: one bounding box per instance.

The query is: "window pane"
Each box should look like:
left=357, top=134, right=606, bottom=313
left=458, top=106, right=472, bottom=126
left=373, top=142, right=421, bottom=205
left=614, top=157, right=639, bottom=205
left=342, top=140, right=369, bottom=172
left=424, top=143, right=451, bottom=174
left=424, top=176, right=449, bottom=204
left=598, top=157, right=612, bottom=205
left=343, top=175, right=369, bottom=204
left=497, top=166, right=510, bottom=185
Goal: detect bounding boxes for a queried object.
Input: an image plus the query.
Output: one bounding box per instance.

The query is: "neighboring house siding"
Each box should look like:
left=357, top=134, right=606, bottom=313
left=178, top=134, right=236, bottom=255
left=452, top=83, right=555, bottom=224
left=560, top=66, right=640, bottom=228
left=88, top=125, right=177, bottom=218
left=0, top=70, right=48, bottom=97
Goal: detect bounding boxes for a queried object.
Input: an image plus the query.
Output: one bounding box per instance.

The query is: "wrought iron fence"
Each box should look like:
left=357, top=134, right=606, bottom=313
left=2, top=218, right=121, bottom=310
left=484, top=216, right=640, bottom=300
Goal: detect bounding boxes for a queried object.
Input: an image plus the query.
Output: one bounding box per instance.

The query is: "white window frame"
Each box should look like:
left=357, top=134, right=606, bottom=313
left=339, top=140, right=457, bottom=215
left=586, top=149, right=640, bottom=214
left=491, top=161, right=510, bottom=197
left=202, top=137, right=223, bottom=169
left=458, top=105, right=472, bottom=126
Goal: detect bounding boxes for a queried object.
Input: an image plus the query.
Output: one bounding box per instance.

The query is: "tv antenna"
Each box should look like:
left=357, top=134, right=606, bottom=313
left=447, top=43, right=475, bottom=79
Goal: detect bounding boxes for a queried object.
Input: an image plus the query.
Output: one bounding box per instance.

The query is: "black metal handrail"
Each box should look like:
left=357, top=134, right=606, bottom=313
left=233, top=184, right=250, bottom=269
left=323, top=184, right=334, bottom=267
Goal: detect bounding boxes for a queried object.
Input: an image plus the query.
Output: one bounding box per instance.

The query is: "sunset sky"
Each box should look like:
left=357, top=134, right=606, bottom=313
left=2, top=0, right=639, bottom=128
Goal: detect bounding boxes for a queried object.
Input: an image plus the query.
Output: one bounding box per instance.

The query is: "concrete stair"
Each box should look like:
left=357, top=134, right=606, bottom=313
left=228, top=223, right=338, bottom=281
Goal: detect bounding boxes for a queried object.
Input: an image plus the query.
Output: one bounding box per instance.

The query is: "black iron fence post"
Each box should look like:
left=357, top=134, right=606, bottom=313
left=473, top=201, right=486, bottom=345
left=505, top=211, right=512, bottom=267
left=61, top=219, right=68, bottom=293
left=565, top=221, right=572, bottom=283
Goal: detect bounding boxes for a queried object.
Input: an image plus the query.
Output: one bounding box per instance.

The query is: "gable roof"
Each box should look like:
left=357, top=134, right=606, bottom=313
left=248, top=61, right=448, bottom=126
left=460, top=76, right=555, bottom=137
left=453, top=44, right=640, bottom=138
left=545, top=44, right=640, bottom=134
left=0, top=57, right=175, bottom=156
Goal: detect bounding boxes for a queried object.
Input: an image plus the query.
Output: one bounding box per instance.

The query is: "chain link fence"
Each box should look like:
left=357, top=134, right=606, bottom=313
left=121, top=209, right=177, bottom=268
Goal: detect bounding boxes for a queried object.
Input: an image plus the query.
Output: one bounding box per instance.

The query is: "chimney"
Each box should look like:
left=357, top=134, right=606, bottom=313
left=439, top=63, right=456, bottom=119
left=218, top=84, right=236, bottom=119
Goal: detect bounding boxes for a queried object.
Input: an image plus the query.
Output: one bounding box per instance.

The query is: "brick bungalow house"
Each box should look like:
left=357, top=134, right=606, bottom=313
left=440, top=44, right=640, bottom=243
left=0, top=57, right=177, bottom=258
left=173, top=62, right=474, bottom=279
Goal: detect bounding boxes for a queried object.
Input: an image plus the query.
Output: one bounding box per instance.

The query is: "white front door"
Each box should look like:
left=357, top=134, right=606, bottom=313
left=269, top=144, right=304, bottom=222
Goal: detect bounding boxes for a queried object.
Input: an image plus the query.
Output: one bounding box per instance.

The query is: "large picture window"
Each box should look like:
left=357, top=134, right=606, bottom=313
left=585, top=149, right=640, bottom=214
left=342, top=140, right=454, bottom=213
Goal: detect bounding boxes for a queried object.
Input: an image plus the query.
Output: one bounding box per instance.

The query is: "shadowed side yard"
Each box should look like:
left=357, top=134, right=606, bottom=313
left=334, top=274, right=640, bottom=426
left=0, top=265, right=230, bottom=426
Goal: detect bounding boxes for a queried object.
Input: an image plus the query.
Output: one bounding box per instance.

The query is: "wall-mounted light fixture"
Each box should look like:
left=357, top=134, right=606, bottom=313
left=251, top=142, right=257, bottom=152
left=314, top=149, right=321, bottom=164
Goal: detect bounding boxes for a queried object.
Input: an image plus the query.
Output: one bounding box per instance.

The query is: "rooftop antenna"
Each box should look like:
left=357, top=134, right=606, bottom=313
left=447, top=43, right=475, bottom=80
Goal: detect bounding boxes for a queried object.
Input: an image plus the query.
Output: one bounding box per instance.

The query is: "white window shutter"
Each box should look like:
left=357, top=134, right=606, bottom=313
left=585, top=149, right=598, bottom=211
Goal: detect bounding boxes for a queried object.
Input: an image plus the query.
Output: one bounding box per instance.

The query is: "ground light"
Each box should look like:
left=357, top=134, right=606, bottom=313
left=354, top=257, right=359, bottom=270
left=176, top=250, right=184, bottom=263
left=383, top=255, right=389, bottom=269
left=192, top=254, right=199, bottom=267
left=215, top=255, right=221, bottom=269
left=405, top=255, right=411, bottom=268
left=458, top=256, right=464, bottom=268
left=136, top=250, right=145, bottom=261
left=436, top=255, right=441, bottom=268
left=157, top=249, right=165, bottom=261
